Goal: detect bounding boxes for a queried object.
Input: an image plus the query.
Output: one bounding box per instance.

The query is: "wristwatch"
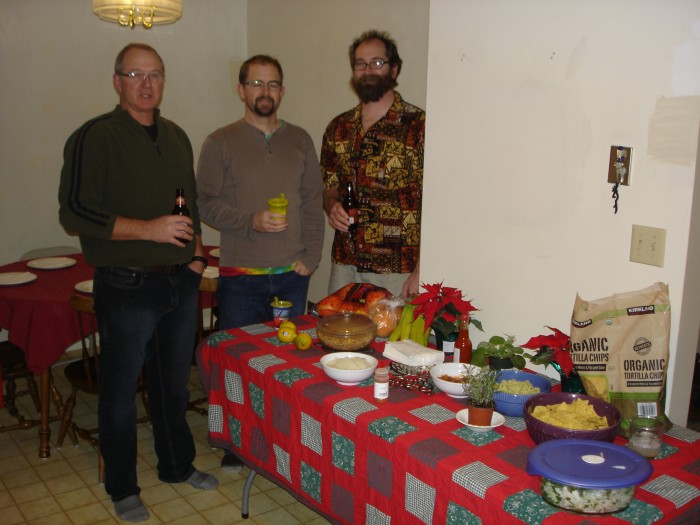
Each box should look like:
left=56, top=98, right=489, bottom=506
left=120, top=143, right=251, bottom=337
left=191, top=255, right=209, bottom=268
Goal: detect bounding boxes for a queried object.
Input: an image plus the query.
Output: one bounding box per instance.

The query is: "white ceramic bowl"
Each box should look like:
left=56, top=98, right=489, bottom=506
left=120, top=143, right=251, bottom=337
left=430, top=362, right=482, bottom=398
left=320, top=352, right=378, bottom=386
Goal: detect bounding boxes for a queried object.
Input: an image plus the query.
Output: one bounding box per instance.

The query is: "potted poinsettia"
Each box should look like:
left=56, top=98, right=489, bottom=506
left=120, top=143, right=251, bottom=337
left=522, top=326, right=585, bottom=393
left=410, top=282, right=483, bottom=341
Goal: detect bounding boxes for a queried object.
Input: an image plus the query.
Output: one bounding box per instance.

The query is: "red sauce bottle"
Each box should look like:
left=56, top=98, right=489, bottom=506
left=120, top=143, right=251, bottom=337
left=454, top=314, right=472, bottom=364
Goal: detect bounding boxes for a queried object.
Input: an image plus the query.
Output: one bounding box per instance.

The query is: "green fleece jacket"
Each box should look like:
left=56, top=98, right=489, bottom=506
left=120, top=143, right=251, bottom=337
left=58, top=106, right=201, bottom=267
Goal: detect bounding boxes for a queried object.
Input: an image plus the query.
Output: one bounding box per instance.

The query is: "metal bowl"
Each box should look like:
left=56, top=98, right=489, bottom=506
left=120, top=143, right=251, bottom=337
left=316, top=312, right=377, bottom=352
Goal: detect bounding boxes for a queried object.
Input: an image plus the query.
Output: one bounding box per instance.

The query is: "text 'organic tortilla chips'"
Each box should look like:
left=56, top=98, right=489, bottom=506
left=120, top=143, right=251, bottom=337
left=570, top=282, right=671, bottom=436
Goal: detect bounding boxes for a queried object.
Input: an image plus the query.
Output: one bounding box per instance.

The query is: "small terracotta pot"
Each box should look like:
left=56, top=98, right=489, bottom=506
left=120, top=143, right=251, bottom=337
left=467, top=405, right=494, bottom=426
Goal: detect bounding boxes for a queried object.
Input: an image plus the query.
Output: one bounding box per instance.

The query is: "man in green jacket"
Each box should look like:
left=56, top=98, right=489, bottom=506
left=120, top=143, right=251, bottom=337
left=58, top=43, right=216, bottom=523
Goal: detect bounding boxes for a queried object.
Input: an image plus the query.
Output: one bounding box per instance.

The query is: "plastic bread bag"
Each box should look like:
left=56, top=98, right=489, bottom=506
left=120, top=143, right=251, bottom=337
left=316, top=282, right=392, bottom=317
left=570, top=282, right=671, bottom=436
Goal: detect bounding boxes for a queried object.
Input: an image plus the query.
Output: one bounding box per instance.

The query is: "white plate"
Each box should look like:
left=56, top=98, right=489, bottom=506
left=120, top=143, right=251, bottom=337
left=0, top=272, right=38, bottom=286
left=27, top=257, right=77, bottom=270
left=74, top=280, right=94, bottom=294
left=209, top=248, right=220, bottom=258
left=202, top=266, right=219, bottom=279
left=456, top=409, right=505, bottom=432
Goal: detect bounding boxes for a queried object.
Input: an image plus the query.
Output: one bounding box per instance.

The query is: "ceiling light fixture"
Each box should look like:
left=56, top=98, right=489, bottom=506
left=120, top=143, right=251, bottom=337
left=92, top=1, right=182, bottom=29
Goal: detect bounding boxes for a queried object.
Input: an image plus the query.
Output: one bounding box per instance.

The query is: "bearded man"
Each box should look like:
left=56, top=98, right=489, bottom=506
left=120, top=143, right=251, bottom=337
left=321, top=30, right=426, bottom=298
left=196, top=54, right=324, bottom=471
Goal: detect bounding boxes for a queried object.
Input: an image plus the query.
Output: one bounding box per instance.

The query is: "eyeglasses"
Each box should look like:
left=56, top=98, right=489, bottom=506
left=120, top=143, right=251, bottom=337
left=118, top=71, right=165, bottom=83
left=243, top=80, right=282, bottom=90
left=352, top=59, right=389, bottom=71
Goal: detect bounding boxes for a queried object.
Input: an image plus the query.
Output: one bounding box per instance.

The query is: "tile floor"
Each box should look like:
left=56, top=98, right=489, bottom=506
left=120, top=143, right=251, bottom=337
left=0, top=360, right=331, bottom=525
left=4, top=355, right=700, bottom=525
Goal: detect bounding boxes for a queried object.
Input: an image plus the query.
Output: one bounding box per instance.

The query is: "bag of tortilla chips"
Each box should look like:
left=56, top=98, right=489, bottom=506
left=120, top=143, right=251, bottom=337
left=570, top=282, right=671, bottom=436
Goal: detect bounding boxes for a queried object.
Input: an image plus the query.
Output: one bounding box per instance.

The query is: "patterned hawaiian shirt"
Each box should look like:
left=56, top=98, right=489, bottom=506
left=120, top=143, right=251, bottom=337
left=321, top=92, right=425, bottom=274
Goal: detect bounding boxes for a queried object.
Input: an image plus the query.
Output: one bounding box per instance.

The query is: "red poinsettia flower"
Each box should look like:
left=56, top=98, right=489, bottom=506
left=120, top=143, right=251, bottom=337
left=410, top=282, right=480, bottom=338
left=523, top=326, right=574, bottom=376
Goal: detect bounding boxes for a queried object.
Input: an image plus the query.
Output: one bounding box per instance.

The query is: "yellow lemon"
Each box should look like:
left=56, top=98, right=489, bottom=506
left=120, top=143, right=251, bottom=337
left=277, top=326, right=297, bottom=343
left=279, top=320, right=296, bottom=331
left=294, top=332, right=312, bottom=351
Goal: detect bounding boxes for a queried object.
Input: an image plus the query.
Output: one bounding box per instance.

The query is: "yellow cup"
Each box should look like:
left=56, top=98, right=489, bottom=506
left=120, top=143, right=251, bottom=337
left=268, top=193, right=288, bottom=219
left=271, top=299, right=293, bottom=327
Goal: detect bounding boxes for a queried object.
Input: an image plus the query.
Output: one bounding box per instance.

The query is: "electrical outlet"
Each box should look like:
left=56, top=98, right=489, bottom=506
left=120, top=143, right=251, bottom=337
left=608, top=146, right=632, bottom=185
left=630, top=225, right=666, bottom=267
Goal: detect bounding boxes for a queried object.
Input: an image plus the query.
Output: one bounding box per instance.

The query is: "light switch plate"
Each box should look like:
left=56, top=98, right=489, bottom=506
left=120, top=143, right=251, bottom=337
left=630, top=225, right=666, bottom=267
left=608, top=146, right=632, bottom=185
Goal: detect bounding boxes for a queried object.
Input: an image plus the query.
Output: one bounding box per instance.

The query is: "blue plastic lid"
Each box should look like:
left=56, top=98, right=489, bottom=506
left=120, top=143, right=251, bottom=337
left=527, top=439, right=652, bottom=489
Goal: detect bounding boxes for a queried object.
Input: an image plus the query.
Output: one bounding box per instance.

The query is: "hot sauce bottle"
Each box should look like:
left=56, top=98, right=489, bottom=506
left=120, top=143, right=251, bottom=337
left=454, top=314, right=473, bottom=364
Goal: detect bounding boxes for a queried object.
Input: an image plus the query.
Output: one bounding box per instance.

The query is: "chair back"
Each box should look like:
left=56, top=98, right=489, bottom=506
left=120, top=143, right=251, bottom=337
left=69, top=295, right=98, bottom=385
left=20, top=245, right=79, bottom=260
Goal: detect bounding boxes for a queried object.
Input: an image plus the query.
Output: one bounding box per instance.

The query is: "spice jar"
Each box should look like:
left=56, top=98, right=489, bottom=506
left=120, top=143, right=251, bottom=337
left=374, top=367, right=389, bottom=403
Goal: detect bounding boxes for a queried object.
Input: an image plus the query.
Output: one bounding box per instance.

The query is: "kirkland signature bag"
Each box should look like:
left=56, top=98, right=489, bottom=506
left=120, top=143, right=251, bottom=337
left=570, top=282, right=671, bottom=436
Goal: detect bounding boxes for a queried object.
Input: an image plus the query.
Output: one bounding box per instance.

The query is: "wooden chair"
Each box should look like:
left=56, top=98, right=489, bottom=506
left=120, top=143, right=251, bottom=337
left=56, top=295, right=150, bottom=482
left=0, top=340, right=41, bottom=432
left=19, top=245, right=79, bottom=261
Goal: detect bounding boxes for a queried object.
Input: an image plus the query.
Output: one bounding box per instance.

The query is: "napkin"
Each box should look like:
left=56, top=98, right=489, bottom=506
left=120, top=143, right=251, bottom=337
left=383, top=340, right=444, bottom=367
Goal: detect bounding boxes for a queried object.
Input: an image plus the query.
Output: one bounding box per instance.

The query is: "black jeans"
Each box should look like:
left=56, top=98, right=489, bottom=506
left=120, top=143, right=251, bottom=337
left=93, top=265, right=200, bottom=500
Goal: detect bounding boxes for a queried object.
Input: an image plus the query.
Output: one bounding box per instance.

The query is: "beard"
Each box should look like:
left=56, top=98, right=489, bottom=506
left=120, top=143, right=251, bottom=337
left=351, top=72, right=397, bottom=103
left=252, top=95, right=276, bottom=117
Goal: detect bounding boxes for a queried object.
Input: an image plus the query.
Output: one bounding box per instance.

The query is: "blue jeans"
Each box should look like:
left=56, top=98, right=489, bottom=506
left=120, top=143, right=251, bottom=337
left=93, top=266, right=200, bottom=501
left=217, top=271, right=310, bottom=329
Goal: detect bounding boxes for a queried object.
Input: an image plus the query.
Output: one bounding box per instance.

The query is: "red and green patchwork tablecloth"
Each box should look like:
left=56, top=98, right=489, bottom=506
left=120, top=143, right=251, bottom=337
left=198, top=316, right=700, bottom=524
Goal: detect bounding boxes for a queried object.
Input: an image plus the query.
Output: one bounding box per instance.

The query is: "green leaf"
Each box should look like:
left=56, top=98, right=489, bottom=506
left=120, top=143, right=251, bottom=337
left=489, top=335, right=506, bottom=345
left=469, top=318, right=484, bottom=332
left=471, top=347, right=487, bottom=366
left=511, top=355, right=527, bottom=370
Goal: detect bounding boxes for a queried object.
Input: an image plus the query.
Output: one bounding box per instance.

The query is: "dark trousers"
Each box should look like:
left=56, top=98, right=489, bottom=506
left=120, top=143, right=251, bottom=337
left=93, top=265, right=200, bottom=501
left=216, top=271, right=310, bottom=330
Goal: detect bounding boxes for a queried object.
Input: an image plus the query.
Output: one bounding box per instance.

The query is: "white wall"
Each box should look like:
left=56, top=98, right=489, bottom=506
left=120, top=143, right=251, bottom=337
left=424, top=0, right=700, bottom=424
left=0, top=0, right=246, bottom=261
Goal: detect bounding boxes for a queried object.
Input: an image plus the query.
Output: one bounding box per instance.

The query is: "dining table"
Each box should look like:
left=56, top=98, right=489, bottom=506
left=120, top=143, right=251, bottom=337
left=0, top=252, right=92, bottom=457
left=0, top=247, right=220, bottom=458
left=197, top=315, right=700, bottom=525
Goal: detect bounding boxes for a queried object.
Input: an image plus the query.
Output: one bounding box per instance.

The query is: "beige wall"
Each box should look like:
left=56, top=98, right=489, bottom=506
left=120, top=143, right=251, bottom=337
left=246, top=0, right=431, bottom=303
left=0, top=0, right=246, bottom=261
left=424, top=0, right=700, bottom=425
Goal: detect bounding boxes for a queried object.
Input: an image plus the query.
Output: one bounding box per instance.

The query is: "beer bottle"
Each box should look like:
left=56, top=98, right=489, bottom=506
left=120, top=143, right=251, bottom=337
left=172, top=188, right=189, bottom=216
left=343, top=181, right=359, bottom=232
left=454, top=314, right=473, bottom=364
left=172, top=188, right=190, bottom=244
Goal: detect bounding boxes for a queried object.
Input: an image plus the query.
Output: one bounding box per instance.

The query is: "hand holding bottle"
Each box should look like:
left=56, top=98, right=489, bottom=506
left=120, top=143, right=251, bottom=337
left=343, top=181, right=359, bottom=232
left=172, top=188, right=191, bottom=244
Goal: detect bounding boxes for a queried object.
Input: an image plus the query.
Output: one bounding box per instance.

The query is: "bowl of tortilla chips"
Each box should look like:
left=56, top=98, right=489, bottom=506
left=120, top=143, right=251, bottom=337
left=494, top=370, right=553, bottom=417
left=524, top=392, right=621, bottom=444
